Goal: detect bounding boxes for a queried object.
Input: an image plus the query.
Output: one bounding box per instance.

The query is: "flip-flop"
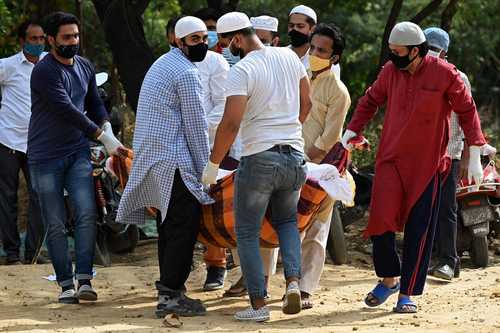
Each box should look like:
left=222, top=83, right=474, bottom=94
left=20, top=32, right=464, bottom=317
left=223, top=284, right=247, bottom=297
left=393, top=296, right=417, bottom=313
left=364, top=281, right=400, bottom=307
left=301, top=297, right=314, bottom=310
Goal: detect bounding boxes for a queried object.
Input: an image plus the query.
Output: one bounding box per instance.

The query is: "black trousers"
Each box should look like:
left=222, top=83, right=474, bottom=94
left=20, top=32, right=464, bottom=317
left=371, top=174, right=441, bottom=296
left=435, top=159, right=460, bottom=269
left=0, top=143, right=44, bottom=261
left=155, top=170, right=201, bottom=294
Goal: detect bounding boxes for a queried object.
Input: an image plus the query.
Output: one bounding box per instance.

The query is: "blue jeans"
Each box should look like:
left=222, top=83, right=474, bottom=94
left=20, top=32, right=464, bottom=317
left=234, top=146, right=307, bottom=299
left=29, top=150, right=97, bottom=287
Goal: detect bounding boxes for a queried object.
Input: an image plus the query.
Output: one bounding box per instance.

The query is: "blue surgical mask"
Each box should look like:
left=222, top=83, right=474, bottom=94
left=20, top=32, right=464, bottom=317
left=222, top=47, right=240, bottom=66
left=24, top=42, right=44, bottom=57
left=207, top=31, right=218, bottom=49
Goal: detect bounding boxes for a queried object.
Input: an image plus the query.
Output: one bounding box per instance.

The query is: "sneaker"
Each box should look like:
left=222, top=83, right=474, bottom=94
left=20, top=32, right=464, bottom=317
left=6, top=257, right=22, bottom=265
left=282, top=281, right=301, bottom=315
left=59, top=289, right=79, bottom=304
left=155, top=294, right=206, bottom=318
left=430, top=264, right=454, bottom=281
left=234, top=306, right=270, bottom=322
left=77, top=284, right=98, bottom=301
left=203, top=266, right=226, bottom=291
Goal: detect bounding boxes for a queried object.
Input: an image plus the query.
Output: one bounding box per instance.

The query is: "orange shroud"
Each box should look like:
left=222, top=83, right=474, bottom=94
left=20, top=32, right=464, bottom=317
left=109, top=140, right=367, bottom=248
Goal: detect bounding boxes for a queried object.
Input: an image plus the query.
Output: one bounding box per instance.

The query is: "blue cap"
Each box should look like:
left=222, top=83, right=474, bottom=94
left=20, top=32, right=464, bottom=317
left=424, top=27, right=450, bottom=52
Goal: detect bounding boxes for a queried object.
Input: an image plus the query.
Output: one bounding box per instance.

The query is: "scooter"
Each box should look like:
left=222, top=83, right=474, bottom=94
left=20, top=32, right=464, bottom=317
left=456, top=157, right=500, bottom=268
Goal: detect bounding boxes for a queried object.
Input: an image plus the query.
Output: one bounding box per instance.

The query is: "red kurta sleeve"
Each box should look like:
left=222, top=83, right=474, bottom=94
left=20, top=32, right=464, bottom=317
left=347, top=64, right=390, bottom=134
left=446, top=66, right=486, bottom=146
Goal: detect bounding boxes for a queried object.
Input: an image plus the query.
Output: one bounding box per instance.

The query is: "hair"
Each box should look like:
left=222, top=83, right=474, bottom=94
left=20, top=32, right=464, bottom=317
left=43, top=11, right=79, bottom=37
left=305, top=16, right=316, bottom=28
left=219, top=27, right=255, bottom=40
left=310, top=23, right=345, bottom=63
left=193, top=7, right=221, bottom=22
left=406, top=41, right=429, bottom=57
left=166, top=15, right=185, bottom=34
left=17, top=20, right=41, bottom=40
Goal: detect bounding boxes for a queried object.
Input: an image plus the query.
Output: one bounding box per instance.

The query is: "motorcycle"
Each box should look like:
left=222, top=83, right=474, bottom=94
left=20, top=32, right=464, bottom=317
left=456, top=156, right=500, bottom=268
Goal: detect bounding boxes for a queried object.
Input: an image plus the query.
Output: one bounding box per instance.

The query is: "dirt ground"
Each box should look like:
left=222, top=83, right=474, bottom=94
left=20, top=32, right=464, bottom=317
left=1, top=220, right=500, bottom=333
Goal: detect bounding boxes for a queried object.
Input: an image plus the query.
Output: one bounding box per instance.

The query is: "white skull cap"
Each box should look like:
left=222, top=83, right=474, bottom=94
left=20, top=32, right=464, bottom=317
left=250, top=15, right=279, bottom=32
left=389, top=21, right=426, bottom=46
left=217, top=12, right=252, bottom=34
left=175, top=16, right=207, bottom=39
left=289, top=5, right=317, bottom=23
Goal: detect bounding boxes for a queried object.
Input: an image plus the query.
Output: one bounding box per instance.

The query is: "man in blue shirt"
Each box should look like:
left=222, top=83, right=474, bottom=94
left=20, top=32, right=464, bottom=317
left=28, top=11, right=123, bottom=304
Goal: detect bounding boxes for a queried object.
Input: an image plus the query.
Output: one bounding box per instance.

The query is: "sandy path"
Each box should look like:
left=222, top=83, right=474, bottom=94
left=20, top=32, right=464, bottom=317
left=1, top=236, right=500, bottom=333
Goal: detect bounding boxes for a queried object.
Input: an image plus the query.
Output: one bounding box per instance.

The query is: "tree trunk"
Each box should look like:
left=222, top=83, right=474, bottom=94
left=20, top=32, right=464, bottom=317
left=377, top=0, right=403, bottom=69
left=410, top=0, right=444, bottom=24
left=441, top=0, right=459, bottom=32
left=91, top=0, right=154, bottom=112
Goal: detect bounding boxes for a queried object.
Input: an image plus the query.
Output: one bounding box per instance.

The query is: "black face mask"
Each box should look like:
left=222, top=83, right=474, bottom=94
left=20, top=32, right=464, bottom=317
left=55, top=43, right=79, bottom=59
left=185, top=42, right=208, bottom=62
left=388, top=51, right=417, bottom=70
left=288, top=29, right=309, bottom=47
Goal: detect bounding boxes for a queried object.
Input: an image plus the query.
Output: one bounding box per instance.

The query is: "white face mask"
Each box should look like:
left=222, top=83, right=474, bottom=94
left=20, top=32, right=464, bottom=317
left=427, top=49, right=441, bottom=58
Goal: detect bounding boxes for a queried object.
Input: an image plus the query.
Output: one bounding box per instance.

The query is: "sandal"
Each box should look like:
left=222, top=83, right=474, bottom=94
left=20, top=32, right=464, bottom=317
left=223, top=277, right=247, bottom=297
left=393, top=296, right=417, bottom=313
left=364, top=281, right=400, bottom=307
left=301, top=297, right=313, bottom=310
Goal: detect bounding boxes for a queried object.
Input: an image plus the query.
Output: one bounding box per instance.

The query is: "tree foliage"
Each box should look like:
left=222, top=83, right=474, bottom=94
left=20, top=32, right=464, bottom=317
left=0, top=0, right=498, bottom=165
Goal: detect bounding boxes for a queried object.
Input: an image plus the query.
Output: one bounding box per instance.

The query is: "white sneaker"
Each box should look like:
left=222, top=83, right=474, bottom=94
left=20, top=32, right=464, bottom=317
left=234, top=306, right=270, bottom=322
left=282, top=281, right=301, bottom=314
left=58, top=289, right=79, bottom=304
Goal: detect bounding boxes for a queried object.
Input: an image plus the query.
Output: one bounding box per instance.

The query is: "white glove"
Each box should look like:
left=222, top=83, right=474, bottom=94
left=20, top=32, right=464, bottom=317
left=480, top=143, right=497, bottom=157
left=341, top=129, right=357, bottom=150
left=97, top=121, right=123, bottom=156
left=202, top=160, right=219, bottom=186
left=468, top=146, right=483, bottom=186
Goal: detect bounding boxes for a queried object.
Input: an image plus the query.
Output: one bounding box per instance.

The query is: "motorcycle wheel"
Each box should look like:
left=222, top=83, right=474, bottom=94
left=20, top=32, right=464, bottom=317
left=94, top=228, right=112, bottom=267
left=107, top=225, right=140, bottom=254
left=470, top=236, right=489, bottom=268
left=327, top=203, right=348, bottom=265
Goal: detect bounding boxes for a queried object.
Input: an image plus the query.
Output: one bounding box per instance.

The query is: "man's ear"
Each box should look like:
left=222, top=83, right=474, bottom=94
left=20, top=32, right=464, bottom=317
left=411, top=46, right=420, bottom=58
left=175, top=37, right=182, bottom=48
left=272, top=36, right=280, bottom=46
left=47, top=35, right=55, bottom=48
left=331, top=54, right=340, bottom=65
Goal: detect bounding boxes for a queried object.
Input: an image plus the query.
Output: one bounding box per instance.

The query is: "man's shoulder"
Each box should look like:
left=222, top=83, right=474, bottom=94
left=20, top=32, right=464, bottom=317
left=0, top=52, right=22, bottom=66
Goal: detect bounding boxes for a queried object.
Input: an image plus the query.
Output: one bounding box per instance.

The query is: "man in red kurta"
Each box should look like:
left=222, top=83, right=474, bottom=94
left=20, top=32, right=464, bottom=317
left=341, top=22, right=485, bottom=313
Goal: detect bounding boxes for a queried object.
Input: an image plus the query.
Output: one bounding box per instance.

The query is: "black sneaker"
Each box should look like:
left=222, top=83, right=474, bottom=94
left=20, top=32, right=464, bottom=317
left=6, top=256, right=22, bottom=265
left=203, top=266, right=226, bottom=291
left=431, top=264, right=454, bottom=281
left=155, top=294, right=206, bottom=318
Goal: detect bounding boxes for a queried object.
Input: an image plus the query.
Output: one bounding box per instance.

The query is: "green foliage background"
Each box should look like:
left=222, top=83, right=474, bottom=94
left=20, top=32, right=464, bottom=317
left=0, top=0, right=498, bottom=167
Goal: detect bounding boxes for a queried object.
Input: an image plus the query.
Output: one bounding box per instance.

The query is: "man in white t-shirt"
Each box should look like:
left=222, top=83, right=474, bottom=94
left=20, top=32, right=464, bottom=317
left=202, top=12, right=312, bottom=322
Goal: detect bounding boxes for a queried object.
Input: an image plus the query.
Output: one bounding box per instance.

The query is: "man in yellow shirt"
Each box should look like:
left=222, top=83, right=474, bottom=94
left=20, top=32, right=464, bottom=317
left=300, top=22, right=350, bottom=309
